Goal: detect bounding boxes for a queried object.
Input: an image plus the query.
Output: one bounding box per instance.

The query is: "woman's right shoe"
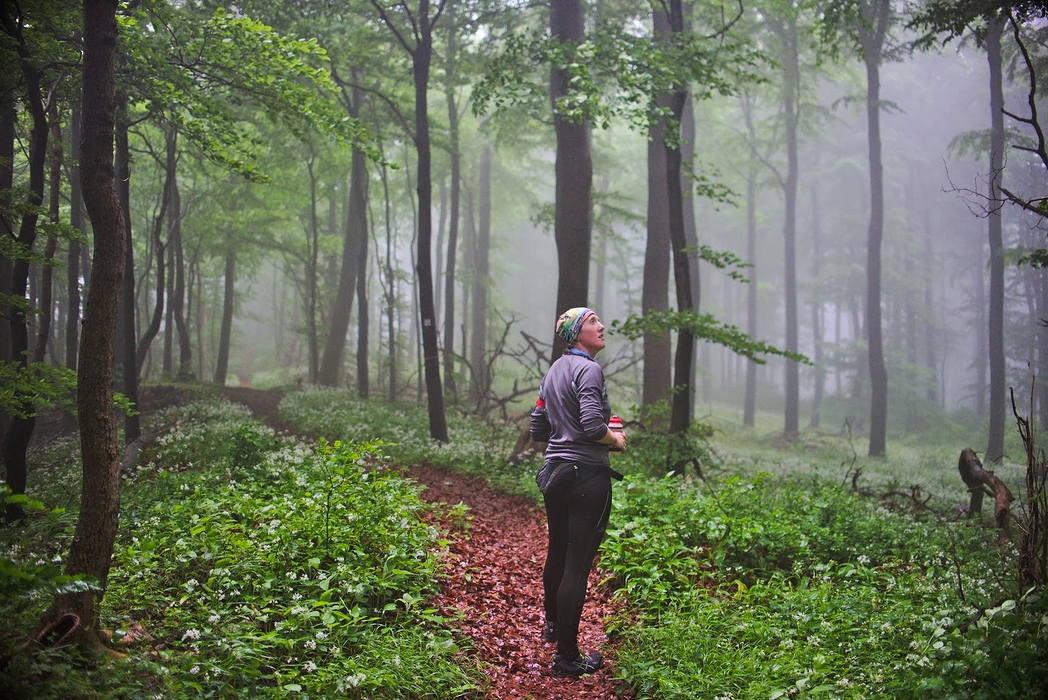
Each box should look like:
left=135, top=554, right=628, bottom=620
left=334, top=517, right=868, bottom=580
left=551, top=651, right=602, bottom=677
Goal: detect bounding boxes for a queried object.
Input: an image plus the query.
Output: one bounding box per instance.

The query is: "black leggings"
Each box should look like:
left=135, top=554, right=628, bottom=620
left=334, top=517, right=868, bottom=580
left=542, top=469, right=612, bottom=658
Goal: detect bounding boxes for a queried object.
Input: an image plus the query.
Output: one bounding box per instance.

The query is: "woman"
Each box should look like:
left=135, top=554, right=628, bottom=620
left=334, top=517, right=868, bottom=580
left=530, top=307, right=627, bottom=678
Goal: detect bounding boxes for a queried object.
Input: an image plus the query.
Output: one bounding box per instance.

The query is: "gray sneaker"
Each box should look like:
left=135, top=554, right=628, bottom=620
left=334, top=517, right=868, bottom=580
left=551, top=651, right=602, bottom=677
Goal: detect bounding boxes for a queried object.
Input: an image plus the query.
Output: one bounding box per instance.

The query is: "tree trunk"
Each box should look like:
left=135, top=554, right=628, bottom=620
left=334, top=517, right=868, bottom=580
left=469, top=145, right=491, bottom=407
left=743, top=97, right=759, bottom=427
left=642, top=8, right=672, bottom=431
left=681, top=86, right=700, bottom=424
left=306, top=157, right=320, bottom=384
left=172, top=196, right=192, bottom=380
left=33, top=108, right=63, bottom=364
left=115, top=91, right=139, bottom=442
left=412, top=3, right=448, bottom=441
left=319, top=88, right=368, bottom=387
left=985, top=12, right=1006, bottom=462
left=550, top=0, right=592, bottom=359
left=808, top=177, right=825, bottom=429
left=42, top=0, right=125, bottom=651
left=860, top=0, right=890, bottom=457
left=666, top=0, right=694, bottom=437
left=213, top=251, right=236, bottom=386
left=443, top=9, right=461, bottom=399
left=0, top=7, right=49, bottom=520
left=779, top=16, right=801, bottom=438
left=135, top=127, right=175, bottom=373
left=66, top=104, right=82, bottom=372
left=356, top=207, right=370, bottom=398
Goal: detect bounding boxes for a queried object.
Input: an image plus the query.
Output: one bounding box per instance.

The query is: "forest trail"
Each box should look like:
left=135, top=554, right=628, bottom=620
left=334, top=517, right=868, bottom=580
left=216, top=386, right=634, bottom=699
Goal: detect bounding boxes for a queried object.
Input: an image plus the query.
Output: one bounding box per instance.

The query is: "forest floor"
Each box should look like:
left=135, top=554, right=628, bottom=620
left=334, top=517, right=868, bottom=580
left=129, top=385, right=635, bottom=699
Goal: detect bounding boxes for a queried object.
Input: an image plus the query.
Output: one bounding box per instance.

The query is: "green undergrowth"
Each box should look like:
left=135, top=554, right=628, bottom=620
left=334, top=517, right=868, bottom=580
left=282, top=388, right=1048, bottom=698
left=601, top=474, right=1048, bottom=698
left=279, top=388, right=529, bottom=498
left=0, top=398, right=481, bottom=699
left=3, top=387, right=1046, bottom=699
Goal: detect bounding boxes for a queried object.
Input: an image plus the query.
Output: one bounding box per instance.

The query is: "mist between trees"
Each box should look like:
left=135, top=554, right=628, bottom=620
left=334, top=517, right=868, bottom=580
left=3, top=1, right=1048, bottom=469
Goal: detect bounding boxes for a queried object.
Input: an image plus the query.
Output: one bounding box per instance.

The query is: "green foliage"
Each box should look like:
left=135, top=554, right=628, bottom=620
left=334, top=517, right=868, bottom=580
left=612, top=308, right=810, bottom=365
left=279, top=388, right=526, bottom=495
left=604, top=470, right=1045, bottom=698
left=121, top=3, right=372, bottom=181
left=0, top=361, right=76, bottom=418
left=0, top=490, right=98, bottom=600
left=0, top=398, right=481, bottom=698
left=473, top=19, right=764, bottom=132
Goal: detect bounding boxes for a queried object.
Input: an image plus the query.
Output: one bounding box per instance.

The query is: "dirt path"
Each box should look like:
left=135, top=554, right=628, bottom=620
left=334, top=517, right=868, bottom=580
left=411, top=466, right=633, bottom=699
left=217, top=387, right=633, bottom=699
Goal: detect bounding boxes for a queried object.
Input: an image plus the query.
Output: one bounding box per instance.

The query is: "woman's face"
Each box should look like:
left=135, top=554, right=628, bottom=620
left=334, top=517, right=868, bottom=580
left=574, top=313, right=606, bottom=356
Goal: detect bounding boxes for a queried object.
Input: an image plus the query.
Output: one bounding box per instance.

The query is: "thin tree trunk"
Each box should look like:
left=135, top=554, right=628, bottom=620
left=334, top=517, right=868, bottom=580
left=0, top=6, right=49, bottom=519
left=319, top=86, right=368, bottom=387
left=469, top=145, right=491, bottom=407
left=808, top=177, right=825, bottom=428
left=443, top=9, right=460, bottom=399
left=780, top=16, right=801, bottom=438
left=115, top=90, right=139, bottom=442
left=66, top=105, right=82, bottom=372
left=666, top=0, right=695, bottom=437
left=213, top=251, right=235, bottom=386
left=356, top=206, right=370, bottom=399
left=43, top=0, right=125, bottom=652
left=642, top=9, right=672, bottom=431
left=860, top=0, right=890, bottom=457
left=985, top=11, right=1006, bottom=461
left=33, top=108, right=63, bottom=363
left=743, top=96, right=759, bottom=427
left=411, top=3, right=448, bottom=440
left=135, top=128, right=175, bottom=373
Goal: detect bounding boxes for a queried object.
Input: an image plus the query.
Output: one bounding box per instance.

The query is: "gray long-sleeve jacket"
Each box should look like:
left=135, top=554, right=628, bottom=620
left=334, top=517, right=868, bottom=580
left=530, top=351, right=612, bottom=467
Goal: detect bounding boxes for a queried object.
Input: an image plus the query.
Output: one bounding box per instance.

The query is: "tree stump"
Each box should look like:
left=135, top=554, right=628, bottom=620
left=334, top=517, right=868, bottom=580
left=958, top=447, right=1014, bottom=545
left=508, top=426, right=546, bottom=465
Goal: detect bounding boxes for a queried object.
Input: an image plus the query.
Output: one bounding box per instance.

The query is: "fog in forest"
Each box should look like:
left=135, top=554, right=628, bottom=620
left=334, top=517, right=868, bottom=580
left=223, top=41, right=1038, bottom=440
left=7, top=3, right=1046, bottom=458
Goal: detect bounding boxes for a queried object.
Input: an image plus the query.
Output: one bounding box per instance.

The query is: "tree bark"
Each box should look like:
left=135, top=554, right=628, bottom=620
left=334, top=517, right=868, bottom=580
left=412, top=2, right=448, bottom=441
left=319, top=88, right=368, bottom=387
left=115, top=90, right=139, bottom=442
left=743, top=94, right=759, bottom=428
left=985, top=12, right=1006, bottom=462
left=43, top=0, right=125, bottom=651
left=958, top=447, right=1013, bottom=545
left=136, top=127, right=175, bottom=373
left=666, top=0, right=695, bottom=436
left=443, top=8, right=461, bottom=399
left=469, top=145, right=491, bottom=407
left=642, top=8, right=672, bottom=431
left=66, top=104, right=82, bottom=372
left=33, top=108, right=63, bottom=364
left=0, top=3, right=49, bottom=520
left=808, top=177, right=825, bottom=428
left=213, top=250, right=236, bottom=386
left=860, top=0, right=890, bottom=457
left=549, top=0, right=592, bottom=359
left=356, top=208, right=370, bottom=399
left=777, top=14, right=801, bottom=438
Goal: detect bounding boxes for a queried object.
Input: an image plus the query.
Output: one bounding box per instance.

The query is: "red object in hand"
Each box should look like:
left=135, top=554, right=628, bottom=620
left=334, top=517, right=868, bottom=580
left=608, top=415, right=624, bottom=452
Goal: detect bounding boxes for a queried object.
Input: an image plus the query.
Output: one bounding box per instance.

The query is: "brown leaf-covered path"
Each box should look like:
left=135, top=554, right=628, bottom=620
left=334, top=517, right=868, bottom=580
left=410, top=466, right=633, bottom=700
left=209, top=387, right=633, bottom=699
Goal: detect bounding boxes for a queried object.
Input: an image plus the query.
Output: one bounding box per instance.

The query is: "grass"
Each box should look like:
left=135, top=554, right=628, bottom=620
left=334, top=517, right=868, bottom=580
left=2, top=387, right=1046, bottom=698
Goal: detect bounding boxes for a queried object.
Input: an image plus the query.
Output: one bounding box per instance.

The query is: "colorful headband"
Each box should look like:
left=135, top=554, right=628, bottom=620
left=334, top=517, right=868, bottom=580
left=555, top=307, right=595, bottom=346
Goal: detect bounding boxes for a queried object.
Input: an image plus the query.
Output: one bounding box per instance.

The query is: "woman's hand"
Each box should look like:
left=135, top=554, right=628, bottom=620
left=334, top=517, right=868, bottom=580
left=600, top=428, right=627, bottom=452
